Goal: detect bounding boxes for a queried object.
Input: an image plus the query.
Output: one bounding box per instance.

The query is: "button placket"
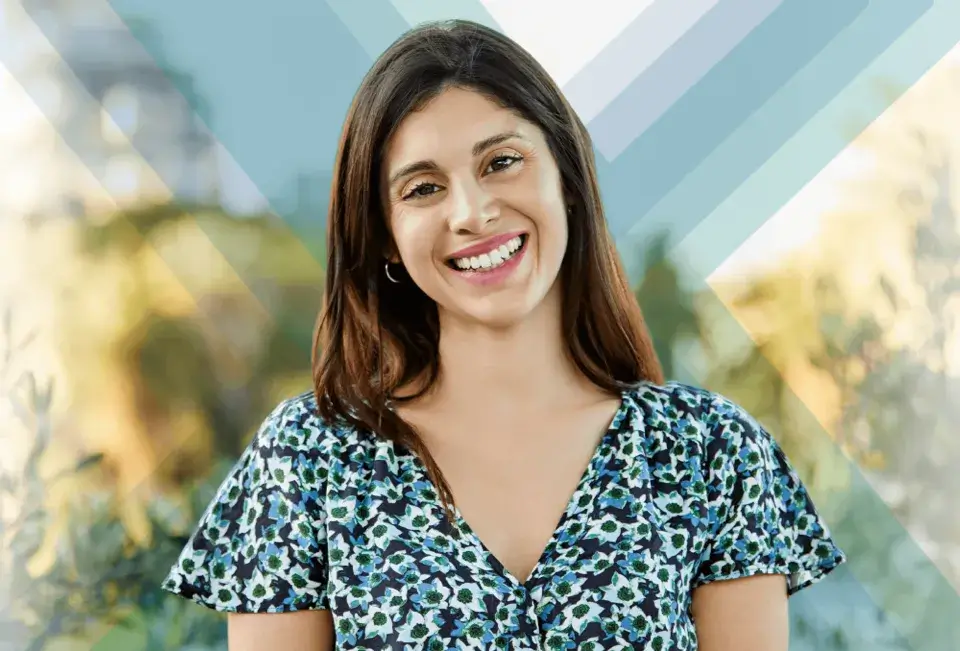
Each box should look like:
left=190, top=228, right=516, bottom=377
left=510, top=584, right=535, bottom=648
left=527, top=584, right=543, bottom=640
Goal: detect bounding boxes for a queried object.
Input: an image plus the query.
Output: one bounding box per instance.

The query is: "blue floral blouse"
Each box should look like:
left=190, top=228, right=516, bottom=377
left=163, top=380, right=846, bottom=649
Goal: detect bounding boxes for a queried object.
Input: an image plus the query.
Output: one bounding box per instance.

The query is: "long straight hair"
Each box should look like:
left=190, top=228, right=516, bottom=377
left=313, top=19, right=663, bottom=524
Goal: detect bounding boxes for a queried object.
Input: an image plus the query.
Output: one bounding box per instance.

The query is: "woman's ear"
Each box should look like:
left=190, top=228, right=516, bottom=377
left=383, top=242, right=401, bottom=264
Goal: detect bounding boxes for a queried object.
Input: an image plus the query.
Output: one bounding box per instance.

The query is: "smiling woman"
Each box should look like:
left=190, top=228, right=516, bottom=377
left=161, top=18, right=845, bottom=651
left=382, top=87, right=572, bottom=329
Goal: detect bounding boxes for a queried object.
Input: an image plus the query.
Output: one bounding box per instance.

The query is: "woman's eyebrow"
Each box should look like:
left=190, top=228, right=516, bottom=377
left=388, top=160, right=438, bottom=186
left=471, top=130, right=524, bottom=156
left=388, top=131, right=526, bottom=186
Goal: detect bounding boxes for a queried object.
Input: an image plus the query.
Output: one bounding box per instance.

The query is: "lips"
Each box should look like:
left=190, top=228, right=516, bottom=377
left=446, top=230, right=527, bottom=261
left=445, top=232, right=529, bottom=285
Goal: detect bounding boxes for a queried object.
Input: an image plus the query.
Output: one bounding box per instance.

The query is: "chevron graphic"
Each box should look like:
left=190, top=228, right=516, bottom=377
left=3, top=0, right=959, bottom=648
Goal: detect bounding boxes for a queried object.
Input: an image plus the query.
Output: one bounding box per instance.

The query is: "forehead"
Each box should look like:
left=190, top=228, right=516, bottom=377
left=385, top=87, right=537, bottom=166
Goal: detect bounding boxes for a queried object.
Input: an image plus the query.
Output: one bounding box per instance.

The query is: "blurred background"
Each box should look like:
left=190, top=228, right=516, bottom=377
left=1, top=1, right=959, bottom=649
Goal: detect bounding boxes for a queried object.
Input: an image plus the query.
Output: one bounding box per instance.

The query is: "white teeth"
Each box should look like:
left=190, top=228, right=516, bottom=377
left=452, top=236, right=524, bottom=272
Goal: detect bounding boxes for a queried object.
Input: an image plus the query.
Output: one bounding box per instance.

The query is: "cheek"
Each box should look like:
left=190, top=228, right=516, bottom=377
left=535, top=193, right=569, bottom=249
left=391, top=213, right=441, bottom=268
left=542, top=214, right=569, bottom=268
left=530, top=169, right=568, bottom=241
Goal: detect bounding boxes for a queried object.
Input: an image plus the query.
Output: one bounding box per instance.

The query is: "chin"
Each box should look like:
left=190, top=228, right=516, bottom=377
left=441, top=289, right=552, bottom=331
left=467, top=307, right=532, bottom=330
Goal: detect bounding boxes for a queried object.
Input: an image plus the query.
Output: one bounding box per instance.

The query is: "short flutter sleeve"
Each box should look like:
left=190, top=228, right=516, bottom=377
left=692, top=394, right=846, bottom=595
left=162, top=397, right=331, bottom=612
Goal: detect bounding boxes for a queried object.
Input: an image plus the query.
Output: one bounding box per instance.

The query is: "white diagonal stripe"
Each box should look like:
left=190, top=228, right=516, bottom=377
left=480, top=0, right=654, bottom=86
left=561, top=0, right=720, bottom=124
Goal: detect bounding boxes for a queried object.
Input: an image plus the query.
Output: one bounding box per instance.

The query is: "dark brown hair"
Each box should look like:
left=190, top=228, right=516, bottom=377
left=313, top=19, right=663, bottom=524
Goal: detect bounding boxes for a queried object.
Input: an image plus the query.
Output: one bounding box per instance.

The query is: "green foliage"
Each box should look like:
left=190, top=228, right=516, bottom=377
left=0, top=307, right=232, bottom=649
left=1, top=431, right=232, bottom=649
left=701, top=132, right=960, bottom=649
left=634, top=232, right=708, bottom=381
left=0, top=199, right=328, bottom=649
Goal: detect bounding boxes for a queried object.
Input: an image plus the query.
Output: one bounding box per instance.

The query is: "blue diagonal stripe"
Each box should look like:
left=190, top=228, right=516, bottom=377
left=597, top=0, right=911, bottom=242
left=325, top=0, right=409, bottom=59
left=388, top=0, right=499, bottom=31
left=15, top=1, right=329, bottom=314
left=614, top=0, right=938, bottom=275
left=586, top=0, right=785, bottom=161
left=670, top=1, right=960, bottom=285
left=102, top=0, right=376, bottom=219
left=561, top=0, right=723, bottom=125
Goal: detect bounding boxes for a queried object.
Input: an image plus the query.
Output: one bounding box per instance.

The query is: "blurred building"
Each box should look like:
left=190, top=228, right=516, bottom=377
left=1, top=0, right=221, bottom=223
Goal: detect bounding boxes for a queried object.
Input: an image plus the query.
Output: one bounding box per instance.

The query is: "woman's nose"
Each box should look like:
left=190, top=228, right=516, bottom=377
left=447, top=179, right=500, bottom=234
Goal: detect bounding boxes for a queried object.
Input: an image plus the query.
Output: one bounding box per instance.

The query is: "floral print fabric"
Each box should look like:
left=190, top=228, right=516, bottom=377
left=163, top=380, right=846, bottom=649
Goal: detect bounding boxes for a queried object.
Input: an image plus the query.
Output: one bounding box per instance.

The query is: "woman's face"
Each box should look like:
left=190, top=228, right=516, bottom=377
left=381, top=87, right=569, bottom=329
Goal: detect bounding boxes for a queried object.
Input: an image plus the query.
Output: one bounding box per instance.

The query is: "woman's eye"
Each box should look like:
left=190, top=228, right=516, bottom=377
left=487, top=154, right=521, bottom=173
left=403, top=183, right=440, bottom=200
left=401, top=156, right=520, bottom=200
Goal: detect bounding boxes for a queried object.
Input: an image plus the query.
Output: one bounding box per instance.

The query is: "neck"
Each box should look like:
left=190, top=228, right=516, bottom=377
left=429, top=284, right=589, bottom=415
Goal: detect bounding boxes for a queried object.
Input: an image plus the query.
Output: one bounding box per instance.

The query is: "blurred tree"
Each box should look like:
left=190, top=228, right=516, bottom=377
left=0, top=198, right=330, bottom=649
left=0, top=302, right=225, bottom=650
left=807, top=146, right=960, bottom=650
left=820, top=153, right=960, bottom=578
left=700, top=261, right=849, bottom=493
left=634, top=231, right=708, bottom=381
left=699, top=67, right=960, bottom=647
left=64, top=200, right=325, bottom=495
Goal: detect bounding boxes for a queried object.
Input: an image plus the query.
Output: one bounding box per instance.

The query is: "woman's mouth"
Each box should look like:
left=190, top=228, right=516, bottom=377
left=446, top=234, right=527, bottom=272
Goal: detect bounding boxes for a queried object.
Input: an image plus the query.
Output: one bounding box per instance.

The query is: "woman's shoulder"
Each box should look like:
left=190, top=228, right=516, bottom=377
left=625, top=378, right=726, bottom=422
left=625, top=379, right=772, bottom=447
left=246, top=390, right=359, bottom=460
left=162, top=389, right=349, bottom=612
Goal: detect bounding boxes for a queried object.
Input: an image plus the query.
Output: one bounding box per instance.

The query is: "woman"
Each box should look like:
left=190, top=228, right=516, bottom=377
left=163, top=18, right=845, bottom=650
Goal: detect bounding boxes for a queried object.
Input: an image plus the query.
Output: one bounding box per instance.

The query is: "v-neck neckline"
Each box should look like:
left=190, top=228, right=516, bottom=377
left=403, top=387, right=633, bottom=590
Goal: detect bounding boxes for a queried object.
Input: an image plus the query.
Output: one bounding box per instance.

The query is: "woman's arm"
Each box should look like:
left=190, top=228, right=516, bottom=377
left=691, top=574, right=789, bottom=651
left=228, top=610, right=336, bottom=651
